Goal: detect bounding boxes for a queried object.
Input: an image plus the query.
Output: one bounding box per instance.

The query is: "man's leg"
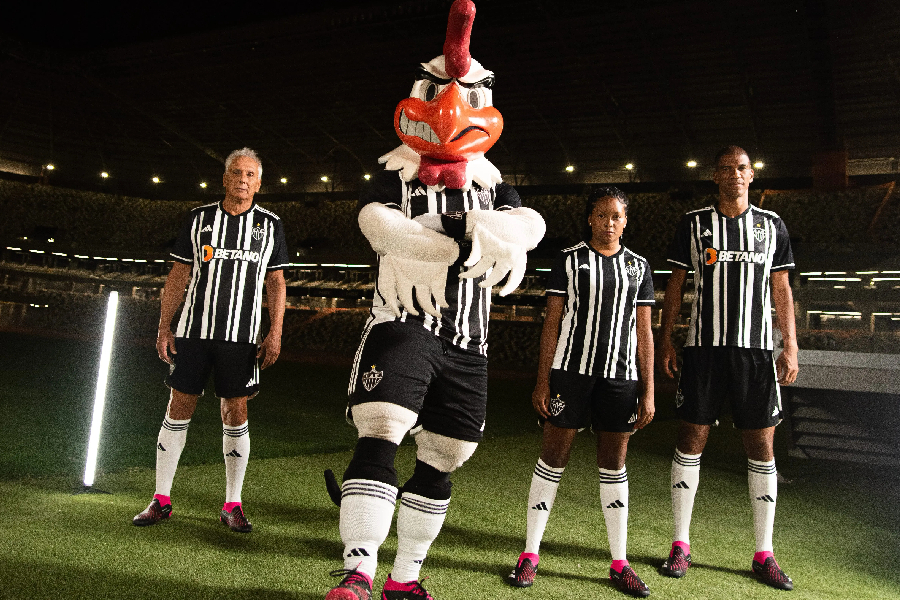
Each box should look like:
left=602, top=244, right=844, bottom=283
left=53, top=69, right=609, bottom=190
left=134, top=389, right=198, bottom=526
left=662, top=421, right=709, bottom=576
left=219, top=395, right=252, bottom=532
left=385, top=429, right=477, bottom=596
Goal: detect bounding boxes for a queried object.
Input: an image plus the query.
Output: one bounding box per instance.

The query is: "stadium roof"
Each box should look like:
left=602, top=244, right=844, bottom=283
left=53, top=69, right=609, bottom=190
left=1, top=0, right=898, bottom=198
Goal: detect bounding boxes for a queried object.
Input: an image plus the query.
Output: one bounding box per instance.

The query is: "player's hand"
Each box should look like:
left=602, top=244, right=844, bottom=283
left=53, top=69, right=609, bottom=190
left=775, top=344, right=798, bottom=385
left=657, top=341, right=678, bottom=379
left=258, top=332, right=281, bottom=369
left=460, top=225, right=527, bottom=296
left=633, top=394, right=655, bottom=430
left=379, top=254, right=449, bottom=319
left=157, top=330, right=176, bottom=365
left=532, top=382, right=551, bottom=419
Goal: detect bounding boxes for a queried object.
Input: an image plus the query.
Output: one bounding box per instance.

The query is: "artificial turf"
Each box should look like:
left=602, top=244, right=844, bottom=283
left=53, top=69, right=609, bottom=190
left=2, top=332, right=899, bottom=599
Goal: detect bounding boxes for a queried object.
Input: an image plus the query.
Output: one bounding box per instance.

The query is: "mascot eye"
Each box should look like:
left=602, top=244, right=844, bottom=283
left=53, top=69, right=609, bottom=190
left=424, top=82, right=438, bottom=102
left=466, top=87, right=491, bottom=109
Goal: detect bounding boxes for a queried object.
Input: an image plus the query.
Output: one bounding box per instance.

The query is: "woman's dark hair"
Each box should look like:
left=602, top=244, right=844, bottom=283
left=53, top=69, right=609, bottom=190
left=584, top=185, right=628, bottom=240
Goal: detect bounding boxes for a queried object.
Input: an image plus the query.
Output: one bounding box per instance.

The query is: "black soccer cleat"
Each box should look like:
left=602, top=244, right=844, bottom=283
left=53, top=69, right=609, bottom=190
left=219, top=505, right=252, bottom=533
left=660, top=545, right=691, bottom=578
left=610, top=565, right=650, bottom=597
left=132, top=498, right=172, bottom=526
left=752, top=556, right=794, bottom=591
left=327, top=568, right=373, bottom=600
left=507, top=556, right=538, bottom=588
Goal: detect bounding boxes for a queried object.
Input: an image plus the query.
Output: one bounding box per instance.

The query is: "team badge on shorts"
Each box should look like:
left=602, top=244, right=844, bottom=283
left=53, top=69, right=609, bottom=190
left=549, top=394, right=565, bottom=417
left=362, top=365, right=383, bottom=392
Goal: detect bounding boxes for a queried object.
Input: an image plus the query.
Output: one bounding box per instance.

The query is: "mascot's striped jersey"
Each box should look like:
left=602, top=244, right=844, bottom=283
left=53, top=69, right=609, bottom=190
left=360, top=169, right=521, bottom=355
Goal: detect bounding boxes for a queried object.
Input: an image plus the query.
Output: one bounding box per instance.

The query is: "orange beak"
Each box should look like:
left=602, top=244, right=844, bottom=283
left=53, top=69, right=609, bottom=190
left=394, top=82, right=503, bottom=162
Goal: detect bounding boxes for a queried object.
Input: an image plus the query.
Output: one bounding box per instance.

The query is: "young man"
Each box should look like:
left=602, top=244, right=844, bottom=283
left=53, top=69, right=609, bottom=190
left=132, top=147, right=288, bottom=533
left=657, top=145, right=798, bottom=590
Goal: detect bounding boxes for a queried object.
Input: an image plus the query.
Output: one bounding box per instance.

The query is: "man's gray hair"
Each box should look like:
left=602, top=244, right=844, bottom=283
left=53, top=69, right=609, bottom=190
left=225, top=147, right=262, bottom=177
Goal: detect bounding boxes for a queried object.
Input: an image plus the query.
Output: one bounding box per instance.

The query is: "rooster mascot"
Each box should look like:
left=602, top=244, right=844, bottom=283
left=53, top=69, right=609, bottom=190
left=325, top=2, right=545, bottom=599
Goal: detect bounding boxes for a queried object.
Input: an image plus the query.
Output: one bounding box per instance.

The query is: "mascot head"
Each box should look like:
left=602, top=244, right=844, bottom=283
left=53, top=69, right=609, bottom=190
left=392, top=0, right=503, bottom=188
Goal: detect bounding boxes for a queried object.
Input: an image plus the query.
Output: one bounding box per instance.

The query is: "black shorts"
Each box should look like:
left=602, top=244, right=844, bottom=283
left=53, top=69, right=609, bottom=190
left=547, top=369, right=640, bottom=433
left=348, top=321, right=488, bottom=443
left=675, top=346, right=782, bottom=429
left=166, top=337, right=260, bottom=399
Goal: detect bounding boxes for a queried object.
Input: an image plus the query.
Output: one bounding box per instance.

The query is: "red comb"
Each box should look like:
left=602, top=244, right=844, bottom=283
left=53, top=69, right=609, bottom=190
left=443, top=0, right=475, bottom=78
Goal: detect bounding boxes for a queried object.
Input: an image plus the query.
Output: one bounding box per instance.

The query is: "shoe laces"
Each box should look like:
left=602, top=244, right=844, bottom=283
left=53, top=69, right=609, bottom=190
left=330, top=568, right=371, bottom=588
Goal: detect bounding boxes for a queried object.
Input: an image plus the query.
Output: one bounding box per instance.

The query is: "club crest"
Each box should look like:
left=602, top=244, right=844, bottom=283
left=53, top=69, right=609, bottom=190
left=549, top=394, right=565, bottom=417
left=251, top=223, right=265, bottom=240
left=362, top=365, right=383, bottom=392
left=753, top=225, right=766, bottom=242
left=625, top=260, right=641, bottom=278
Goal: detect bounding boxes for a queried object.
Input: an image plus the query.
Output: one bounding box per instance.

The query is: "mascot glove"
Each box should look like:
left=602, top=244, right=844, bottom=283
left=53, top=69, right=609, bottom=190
left=379, top=254, right=449, bottom=319
left=461, top=224, right=527, bottom=296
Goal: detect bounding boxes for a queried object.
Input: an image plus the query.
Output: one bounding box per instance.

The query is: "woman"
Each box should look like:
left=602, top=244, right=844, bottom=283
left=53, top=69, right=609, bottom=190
left=508, top=186, right=655, bottom=597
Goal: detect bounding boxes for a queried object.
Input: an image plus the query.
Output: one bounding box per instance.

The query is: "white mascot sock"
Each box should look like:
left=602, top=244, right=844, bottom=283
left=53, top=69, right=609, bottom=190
left=391, top=492, right=450, bottom=583
left=340, top=479, right=398, bottom=579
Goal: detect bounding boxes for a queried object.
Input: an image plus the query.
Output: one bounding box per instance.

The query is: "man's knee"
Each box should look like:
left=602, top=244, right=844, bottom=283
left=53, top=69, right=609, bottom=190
left=415, top=429, right=478, bottom=473
left=220, top=396, right=248, bottom=426
left=167, top=389, right=199, bottom=420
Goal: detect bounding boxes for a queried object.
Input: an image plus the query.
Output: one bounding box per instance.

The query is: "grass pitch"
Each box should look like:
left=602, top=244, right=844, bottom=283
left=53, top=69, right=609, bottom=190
left=2, top=333, right=899, bottom=599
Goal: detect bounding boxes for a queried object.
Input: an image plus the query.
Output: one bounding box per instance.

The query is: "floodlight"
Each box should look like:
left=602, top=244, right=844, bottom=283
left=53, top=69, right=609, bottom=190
left=152, top=176, right=160, bottom=183
left=754, top=161, right=764, bottom=169
left=565, top=165, right=575, bottom=172
left=100, top=172, right=109, bottom=179
left=321, top=176, right=329, bottom=182
left=280, top=177, right=288, bottom=184
left=686, top=161, right=697, bottom=168
left=625, top=163, right=634, bottom=170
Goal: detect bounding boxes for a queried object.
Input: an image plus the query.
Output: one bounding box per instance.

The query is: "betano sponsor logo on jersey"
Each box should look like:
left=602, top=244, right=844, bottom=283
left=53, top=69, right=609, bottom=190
left=201, top=245, right=262, bottom=263
left=704, top=247, right=767, bottom=266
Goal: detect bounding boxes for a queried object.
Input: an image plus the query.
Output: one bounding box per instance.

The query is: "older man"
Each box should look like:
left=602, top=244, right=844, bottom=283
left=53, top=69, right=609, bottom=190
left=657, top=145, right=798, bottom=590
left=132, top=147, right=288, bottom=533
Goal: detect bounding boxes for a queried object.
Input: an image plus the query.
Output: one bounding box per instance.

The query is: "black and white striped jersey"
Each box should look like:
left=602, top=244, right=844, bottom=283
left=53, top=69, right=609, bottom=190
left=170, top=201, right=289, bottom=343
left=667, top=205, right=794, bottom=350
left=546, top=243, right=655, bottom=379
left=360, top=169, right=520, bottom=355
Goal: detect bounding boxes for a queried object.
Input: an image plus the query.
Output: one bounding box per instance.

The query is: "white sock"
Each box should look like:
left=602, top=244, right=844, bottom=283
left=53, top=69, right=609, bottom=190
left=671, top=449, right=701, bottom=546
left=155, top=416, right=190, bottom=497
left=340, top=478, right=398, bottom=579
left=748, top=459, right=777, bottom=553
left=524, top=458, right=565, bottom=556
left=599, top=466, right=629, bottom=561
left=223, top=421, right=250, bottom=504
left=391, top=492, right=450, bottom=583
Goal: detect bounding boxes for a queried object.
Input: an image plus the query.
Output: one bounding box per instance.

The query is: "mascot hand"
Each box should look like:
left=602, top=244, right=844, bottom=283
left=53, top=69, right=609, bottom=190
left=380, top=254, right=449, bottom=319
left=461, top=224, right=527, bottom=296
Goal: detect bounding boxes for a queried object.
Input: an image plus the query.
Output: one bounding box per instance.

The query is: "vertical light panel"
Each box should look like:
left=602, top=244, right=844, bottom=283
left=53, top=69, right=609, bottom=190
left=83, top=291, right=119, bottom=488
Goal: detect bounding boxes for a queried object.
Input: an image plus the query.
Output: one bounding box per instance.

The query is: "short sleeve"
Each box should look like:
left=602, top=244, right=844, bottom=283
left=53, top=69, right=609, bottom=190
left=637, top=259, right=655, bottom=305
left=771, top=218, right=795, bottom=271
left=493, top=182, right=522, bottom=211
left=267, top=217, right=290, bottom=271
left=360, top=170, right=403, bottom=211
left=666, top=214, right=693, bottom=270
left=169, top=211, right=195, bottom=264
left=545, top=251, right=568, bottom=297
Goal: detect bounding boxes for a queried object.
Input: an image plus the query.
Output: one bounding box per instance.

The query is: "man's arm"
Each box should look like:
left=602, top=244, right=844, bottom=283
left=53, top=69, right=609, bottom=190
left=259, top=269, right=286, bottom=369
left=157, top=261, right=192, bottom=364
left=532, top=295, right=565, bottom=419
left=771, top=269, right=798, bottom=385
left=657, top=268, right=687, bottom=378
left=634, top=305, right=655, bottom=430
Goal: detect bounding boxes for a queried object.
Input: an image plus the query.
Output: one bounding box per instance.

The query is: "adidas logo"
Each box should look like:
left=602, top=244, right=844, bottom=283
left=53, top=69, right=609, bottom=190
left=579, top=264, right=591, bottom=270
left=531, top=501, right=549, bottom=511
left=157, top=443, right=166, bottom=451
left=413, top=559, right=424, bottom=565
left=347, top=548, right=370, bottom=557
left=673, top=481, right=690, bottom=489
left=225, top=449, right=242, bottom=458
left=756, top=494, right=775, bottom=503
left=411, top=187, right=427, bottom=197
left=606, top=499, right=625, bottom=509
left=201, top=225, right=213, bottom=233
left=702, top=228, right=712, bottom=237
left=246, top=378, right=255, bottom=387
left=627, top=413, right=637, bottom=424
